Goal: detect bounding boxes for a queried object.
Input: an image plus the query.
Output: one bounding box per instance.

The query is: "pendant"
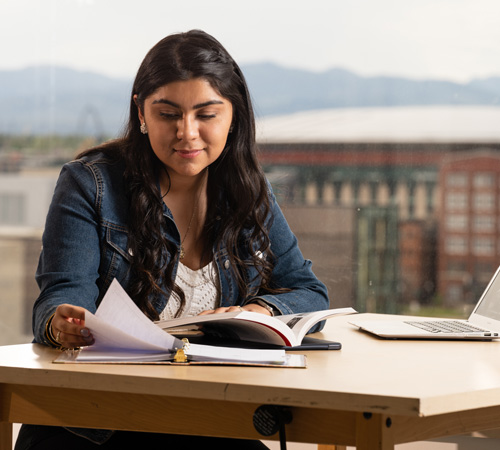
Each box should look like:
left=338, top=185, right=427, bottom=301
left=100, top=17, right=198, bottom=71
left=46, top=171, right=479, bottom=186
left=180, top=245, right=185, bottom=259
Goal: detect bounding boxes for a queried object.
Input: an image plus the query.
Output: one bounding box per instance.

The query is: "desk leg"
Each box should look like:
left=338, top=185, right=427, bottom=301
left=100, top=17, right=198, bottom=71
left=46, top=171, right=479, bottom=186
left=355, top=413, right=394, bottom=450
left=316, top=412, right=394, bottom=450
left=0, top=422, right=12, bottom=450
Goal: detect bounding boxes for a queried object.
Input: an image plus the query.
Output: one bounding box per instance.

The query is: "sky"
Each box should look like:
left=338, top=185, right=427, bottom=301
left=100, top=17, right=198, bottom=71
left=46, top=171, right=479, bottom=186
left=2, top=0, right=500, bottom=83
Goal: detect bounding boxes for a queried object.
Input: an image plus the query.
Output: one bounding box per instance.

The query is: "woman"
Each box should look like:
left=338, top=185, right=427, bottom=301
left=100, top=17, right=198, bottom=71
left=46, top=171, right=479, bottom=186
left=16, top=30, right=329, bottom=449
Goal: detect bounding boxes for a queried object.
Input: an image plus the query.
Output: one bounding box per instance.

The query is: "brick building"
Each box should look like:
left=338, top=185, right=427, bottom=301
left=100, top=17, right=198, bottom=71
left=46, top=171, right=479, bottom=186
left=438, top=152, right=500, bottom=306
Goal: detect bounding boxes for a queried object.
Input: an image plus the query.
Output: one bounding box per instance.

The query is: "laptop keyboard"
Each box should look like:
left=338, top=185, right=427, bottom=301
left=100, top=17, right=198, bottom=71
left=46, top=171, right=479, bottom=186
left=404, top=320, right=495, bottom=334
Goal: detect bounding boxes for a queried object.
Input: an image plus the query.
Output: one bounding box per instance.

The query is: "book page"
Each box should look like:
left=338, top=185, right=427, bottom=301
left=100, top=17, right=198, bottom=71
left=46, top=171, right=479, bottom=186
left=157, top=311, right=295, bottom=346
left=83, top=313, right=175, bottom=354
left=157, top=308, right=357, bottom=346
left=54, top=348, right=303, bottom=367
left=273, top=307, right=357, bottom=342
left=83, top=279, right=181, bottom=354
left=186, top=342, right=286, bottom=363
left=193, top=320, right=293, bottom=346
left=76, top=279, right=287, bottom=364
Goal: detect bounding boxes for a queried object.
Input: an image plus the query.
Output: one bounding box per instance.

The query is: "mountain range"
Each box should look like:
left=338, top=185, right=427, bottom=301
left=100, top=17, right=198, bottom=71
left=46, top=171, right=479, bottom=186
left=1, top=63, right=500, bottom=136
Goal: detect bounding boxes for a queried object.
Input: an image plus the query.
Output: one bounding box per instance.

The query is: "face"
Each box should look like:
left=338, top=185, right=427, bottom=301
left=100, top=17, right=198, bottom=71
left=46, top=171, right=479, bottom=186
left=136, top=78, right=233, bottom=181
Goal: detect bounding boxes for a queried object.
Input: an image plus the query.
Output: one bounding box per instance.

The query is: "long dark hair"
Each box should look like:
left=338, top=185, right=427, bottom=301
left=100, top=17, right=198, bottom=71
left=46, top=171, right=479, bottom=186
left=84, top=30, right=276, bottom=319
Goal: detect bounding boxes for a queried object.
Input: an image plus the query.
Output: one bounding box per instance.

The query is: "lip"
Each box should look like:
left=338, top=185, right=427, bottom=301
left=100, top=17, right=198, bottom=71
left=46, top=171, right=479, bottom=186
left=174, top=149, right=203, bottom=159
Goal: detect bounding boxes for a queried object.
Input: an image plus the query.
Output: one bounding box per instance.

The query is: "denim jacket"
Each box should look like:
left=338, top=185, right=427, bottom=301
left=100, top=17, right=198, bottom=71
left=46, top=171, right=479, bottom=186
left=31, top=152, right=329, bottom=444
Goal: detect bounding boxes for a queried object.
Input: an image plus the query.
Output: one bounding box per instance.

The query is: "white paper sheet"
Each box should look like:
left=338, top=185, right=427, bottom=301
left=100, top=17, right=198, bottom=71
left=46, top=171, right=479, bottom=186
left=82, top=279, right=181, bottom=354
left=79, top=279, right=287, bottom=364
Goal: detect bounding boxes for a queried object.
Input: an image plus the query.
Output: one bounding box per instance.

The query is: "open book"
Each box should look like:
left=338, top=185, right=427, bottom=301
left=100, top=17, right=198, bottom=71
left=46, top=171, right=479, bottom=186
left=156, top=306, right=357, bottom=348
left=54, top=279, right=305, bottom=367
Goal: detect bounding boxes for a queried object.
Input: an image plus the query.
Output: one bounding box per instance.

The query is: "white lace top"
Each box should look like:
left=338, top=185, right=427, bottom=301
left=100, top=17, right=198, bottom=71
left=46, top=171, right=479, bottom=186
left=159, top=261, right=220, bottom=320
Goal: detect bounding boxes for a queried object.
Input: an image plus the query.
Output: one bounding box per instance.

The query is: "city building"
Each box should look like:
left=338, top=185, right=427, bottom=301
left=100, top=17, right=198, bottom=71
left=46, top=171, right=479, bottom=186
left=257, top=105, right=500, bottom=311
left=438, top=151, right=500, bottom=306
left=0, top=169, right=58, bottom=344
left=0, top=169, right=58, bottom=228
left=0, top=227, right=42, bottom=344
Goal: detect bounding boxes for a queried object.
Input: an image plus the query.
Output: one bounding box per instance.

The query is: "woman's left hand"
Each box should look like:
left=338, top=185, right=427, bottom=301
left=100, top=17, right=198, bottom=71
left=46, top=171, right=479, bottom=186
left=198, top=304, right=271, bottom=316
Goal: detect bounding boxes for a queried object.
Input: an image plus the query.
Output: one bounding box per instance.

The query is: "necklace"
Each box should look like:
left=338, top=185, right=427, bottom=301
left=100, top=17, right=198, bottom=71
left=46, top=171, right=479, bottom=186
left=180, top=206, right=196, bottom=259
left=179, top=172, right=207, bottom=259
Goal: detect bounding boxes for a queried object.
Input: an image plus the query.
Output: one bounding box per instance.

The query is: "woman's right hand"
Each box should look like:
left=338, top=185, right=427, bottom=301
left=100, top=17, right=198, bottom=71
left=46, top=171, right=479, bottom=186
left=51, top=304, right=95, bottom=348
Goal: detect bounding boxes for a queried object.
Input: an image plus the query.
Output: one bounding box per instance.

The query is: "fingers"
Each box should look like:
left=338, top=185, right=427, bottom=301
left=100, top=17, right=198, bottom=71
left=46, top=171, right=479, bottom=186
left=199, top=304, right=272, bottom=316
left=198, top=305, right=245, bottom=316
left=239, top=303, right=272, bottom=316
left=51, top=304, right=95, bottom=348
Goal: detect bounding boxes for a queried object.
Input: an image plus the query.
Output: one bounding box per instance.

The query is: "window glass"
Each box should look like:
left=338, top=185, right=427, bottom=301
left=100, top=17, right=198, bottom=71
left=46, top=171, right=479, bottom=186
left=473, top=193, right=495, bottom=211
left=446, top=284, right=463, bottom=303
left=447, top=173, right=468, bottom=188
left=446, top=215, right=468, bottom=232
left=0, top=193, right=25, bottom=225
left=445, top=236, right=468, bottom=255
left=445, top=193, right=468, bottom=211
left=472, top=237, right=495, bottom=256
left=473, top=173, right=494, bottom=188
left=473, top=216, right=495, bottom=232
left=3, top=1, right=500, bottom=345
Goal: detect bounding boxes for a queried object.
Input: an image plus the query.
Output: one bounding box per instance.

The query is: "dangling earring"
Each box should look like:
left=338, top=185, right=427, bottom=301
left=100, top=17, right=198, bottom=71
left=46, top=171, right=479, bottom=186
left=140, top=122, right=148, bottom=134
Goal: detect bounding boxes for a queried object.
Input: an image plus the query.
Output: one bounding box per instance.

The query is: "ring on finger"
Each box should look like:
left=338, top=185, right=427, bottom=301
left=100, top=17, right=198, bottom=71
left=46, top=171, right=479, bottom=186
left=56, top=330, right=62, bottom=343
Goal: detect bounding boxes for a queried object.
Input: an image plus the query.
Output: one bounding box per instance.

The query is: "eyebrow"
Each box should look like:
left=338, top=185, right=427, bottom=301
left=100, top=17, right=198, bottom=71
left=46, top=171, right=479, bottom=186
left=151, top=99, right=225, bottom=109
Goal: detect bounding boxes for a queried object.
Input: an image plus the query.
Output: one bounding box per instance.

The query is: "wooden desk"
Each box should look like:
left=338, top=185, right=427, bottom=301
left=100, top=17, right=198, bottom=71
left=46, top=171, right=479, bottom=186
left=2, top=313, right=500, bottom=450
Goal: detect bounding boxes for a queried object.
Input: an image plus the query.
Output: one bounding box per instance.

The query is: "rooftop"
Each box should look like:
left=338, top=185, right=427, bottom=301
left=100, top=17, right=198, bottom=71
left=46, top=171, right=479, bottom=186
left=256, top=105, right=500, bottom=144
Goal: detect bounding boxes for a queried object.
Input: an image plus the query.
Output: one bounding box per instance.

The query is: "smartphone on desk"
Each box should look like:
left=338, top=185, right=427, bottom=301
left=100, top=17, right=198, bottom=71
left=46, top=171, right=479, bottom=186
left=284, top=337, right=342, bottom=351
left=185, top=335, right=341, bottom=351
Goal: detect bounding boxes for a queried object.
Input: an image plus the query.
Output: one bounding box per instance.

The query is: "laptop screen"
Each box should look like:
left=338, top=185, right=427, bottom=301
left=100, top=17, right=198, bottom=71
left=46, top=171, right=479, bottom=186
left=473, top=266, right=500, bottom=321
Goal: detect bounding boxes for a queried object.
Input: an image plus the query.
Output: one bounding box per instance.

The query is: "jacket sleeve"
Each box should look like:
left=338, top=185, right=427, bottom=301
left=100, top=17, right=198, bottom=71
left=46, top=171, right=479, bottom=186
left=247, top=188, right=330, bottom=326
left=32, top=161, right=102, bottom=345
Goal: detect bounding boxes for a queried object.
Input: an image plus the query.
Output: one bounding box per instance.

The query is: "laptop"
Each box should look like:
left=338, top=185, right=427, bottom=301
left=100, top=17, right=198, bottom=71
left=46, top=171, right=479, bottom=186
left=350, top=265, right=500, bottom=340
